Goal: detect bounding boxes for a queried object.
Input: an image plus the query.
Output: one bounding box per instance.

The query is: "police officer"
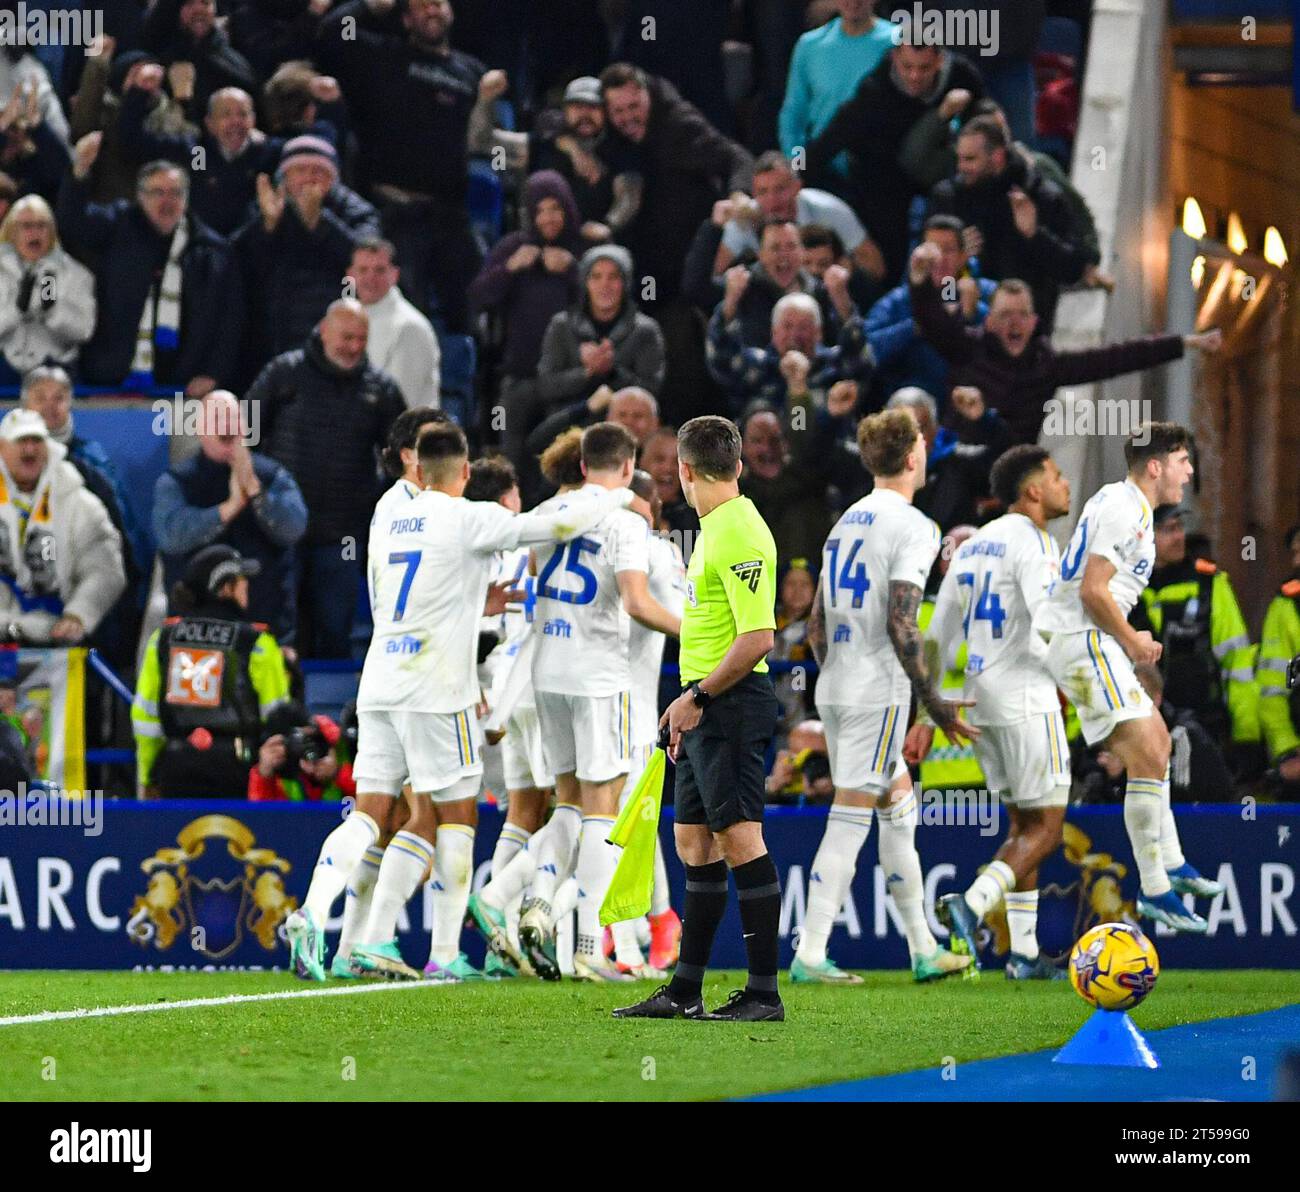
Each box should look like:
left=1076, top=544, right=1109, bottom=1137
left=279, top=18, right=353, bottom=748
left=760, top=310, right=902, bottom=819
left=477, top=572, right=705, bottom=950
left=132, top=544, right=291, bottom=798
left=1258, top=525, right=1300, bottom=791
left=1129, top=505, right=1258, bottom=756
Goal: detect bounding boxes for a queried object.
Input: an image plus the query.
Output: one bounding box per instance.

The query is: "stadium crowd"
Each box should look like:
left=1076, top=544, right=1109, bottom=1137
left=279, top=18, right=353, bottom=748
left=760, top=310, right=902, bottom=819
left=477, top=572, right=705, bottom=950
left=0, top=0, right=1293, bottom=806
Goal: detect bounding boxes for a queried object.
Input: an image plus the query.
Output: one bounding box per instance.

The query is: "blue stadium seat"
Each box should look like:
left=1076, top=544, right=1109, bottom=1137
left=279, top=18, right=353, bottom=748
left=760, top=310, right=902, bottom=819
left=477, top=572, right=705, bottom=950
left=439, top=332, right=478, bottom=431
left=468, top=158, right=505, bottom=247
left=302, top=665, right=361, bottom=720
left=1038, top=16, right=1082, bottom=61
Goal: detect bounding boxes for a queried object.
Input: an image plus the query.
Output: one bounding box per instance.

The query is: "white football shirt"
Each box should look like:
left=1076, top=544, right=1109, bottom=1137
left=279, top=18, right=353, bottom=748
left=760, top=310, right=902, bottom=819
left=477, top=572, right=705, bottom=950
left=532, top=483, right=651, bottom=698
left=815, top=487, right=941, bottom=709
left=1033, top=479, right=1155, bottom=637
left=626, top=532, right=687, bottom=746
left=359, top=485, right=630, bottom=713
left=479, top=544, right=537, bottom=710
left=929, top=513, right=1061, bottom=726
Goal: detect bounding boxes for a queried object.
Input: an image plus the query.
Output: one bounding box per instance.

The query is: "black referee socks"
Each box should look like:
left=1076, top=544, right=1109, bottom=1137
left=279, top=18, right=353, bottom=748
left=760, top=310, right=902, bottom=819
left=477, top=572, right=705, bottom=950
left=668, top=860, right=730, bottom=1002
left=733, top=854, right=782, bottom=1003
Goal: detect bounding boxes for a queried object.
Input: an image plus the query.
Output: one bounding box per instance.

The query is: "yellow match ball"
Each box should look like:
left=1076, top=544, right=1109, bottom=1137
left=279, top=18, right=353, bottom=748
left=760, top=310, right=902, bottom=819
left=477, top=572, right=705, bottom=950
left=1068, top=922, right=1160, bottom=1012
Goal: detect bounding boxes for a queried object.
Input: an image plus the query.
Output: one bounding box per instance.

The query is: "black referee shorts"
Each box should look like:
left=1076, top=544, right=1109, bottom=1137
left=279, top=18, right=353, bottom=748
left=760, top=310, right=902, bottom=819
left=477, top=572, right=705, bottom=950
left=674, top=671, right=779, bottom=833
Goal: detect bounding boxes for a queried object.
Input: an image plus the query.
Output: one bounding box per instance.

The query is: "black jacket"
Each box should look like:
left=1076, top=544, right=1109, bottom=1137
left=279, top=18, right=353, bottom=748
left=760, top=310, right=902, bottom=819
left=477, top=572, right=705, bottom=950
left=117, top=85, right=284, bottom=236
left=804, top=52, right=986, bottom=280
left=246, top=329, right=406, bottom=546
left=57, top=171, right=244, bottom=387
left=315, top=0, right=484, bottom=202
left=927, top=153, right=1090, bottom=330
left=600, top=76, right=753, bottom=300
left=233, top=184, right=380, bottom=382
left=141, top=0, right=259, bottom=116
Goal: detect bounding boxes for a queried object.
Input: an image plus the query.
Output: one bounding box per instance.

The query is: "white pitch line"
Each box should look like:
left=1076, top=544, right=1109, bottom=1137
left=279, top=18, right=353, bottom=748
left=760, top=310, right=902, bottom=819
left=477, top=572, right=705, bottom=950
left=0, top=979, right=451, bottom=1028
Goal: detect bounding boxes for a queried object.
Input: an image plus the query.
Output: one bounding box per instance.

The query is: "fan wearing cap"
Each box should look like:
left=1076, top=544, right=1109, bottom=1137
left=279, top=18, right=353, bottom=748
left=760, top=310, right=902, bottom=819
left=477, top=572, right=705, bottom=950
left=132, top=543, right=291, bottom=798
left=234, top=135, right=380, bottom=370
left=468, top=73, right=638, bottom=243
left=1128, top=505, right=1259, bottom=760
left=0, top=408, right=127, bottom=647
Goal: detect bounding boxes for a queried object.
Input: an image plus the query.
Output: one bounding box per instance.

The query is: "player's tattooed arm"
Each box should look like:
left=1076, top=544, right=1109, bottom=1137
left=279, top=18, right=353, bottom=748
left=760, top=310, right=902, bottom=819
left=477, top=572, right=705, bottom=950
left=886, top=580, right=938, bottom=707
left=887, top=580, right=977, bottom=740
left=807, top=576, right=827, bottom=667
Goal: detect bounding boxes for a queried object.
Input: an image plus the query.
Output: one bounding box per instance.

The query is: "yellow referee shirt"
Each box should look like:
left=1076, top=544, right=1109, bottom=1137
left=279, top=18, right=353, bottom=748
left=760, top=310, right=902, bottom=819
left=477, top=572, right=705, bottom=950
left=680, top=495, right=777, bottom=682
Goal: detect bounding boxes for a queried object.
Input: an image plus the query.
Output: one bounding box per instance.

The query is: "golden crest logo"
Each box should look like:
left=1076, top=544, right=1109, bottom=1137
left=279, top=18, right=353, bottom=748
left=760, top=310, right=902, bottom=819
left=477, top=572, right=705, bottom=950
left=126, top=816, right=298, bottom=960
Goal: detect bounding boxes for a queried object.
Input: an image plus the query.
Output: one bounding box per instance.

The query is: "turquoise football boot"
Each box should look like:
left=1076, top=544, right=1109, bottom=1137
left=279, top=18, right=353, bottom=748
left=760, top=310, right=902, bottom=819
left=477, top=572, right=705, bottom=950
left=790, top=956, right=864, bottom=985
left=285, top=908, right=325, bottom=982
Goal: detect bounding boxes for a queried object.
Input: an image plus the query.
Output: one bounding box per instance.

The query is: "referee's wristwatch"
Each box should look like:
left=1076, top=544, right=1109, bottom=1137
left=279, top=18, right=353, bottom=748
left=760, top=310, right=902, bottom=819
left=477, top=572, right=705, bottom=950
left=689, top=682, right=712, bottom=710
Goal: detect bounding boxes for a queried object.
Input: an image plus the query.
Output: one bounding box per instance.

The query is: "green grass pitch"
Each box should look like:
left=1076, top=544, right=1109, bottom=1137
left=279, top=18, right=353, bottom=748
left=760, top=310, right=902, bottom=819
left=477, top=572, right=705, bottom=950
left=1, top=970, right=1294, bottom=1101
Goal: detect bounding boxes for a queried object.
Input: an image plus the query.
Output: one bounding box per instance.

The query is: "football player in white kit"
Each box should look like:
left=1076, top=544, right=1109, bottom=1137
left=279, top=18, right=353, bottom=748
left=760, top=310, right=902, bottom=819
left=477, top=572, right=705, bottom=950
left=521, top=423, right=681, bottom=981
left=793, top=407, right=978, bottom=984
left=605, top=468, right=687, bottom=978
left=329, top=406, right=446, bottom=978
left=459, top=456, right=553, bottom=978
left=464, top=429, right=586, bottom=973
left=1032, top=423, right=1222, bottom=932
left=285, top=422, right=639, bottom=981
left=916, top=445, right=1074, bottom=978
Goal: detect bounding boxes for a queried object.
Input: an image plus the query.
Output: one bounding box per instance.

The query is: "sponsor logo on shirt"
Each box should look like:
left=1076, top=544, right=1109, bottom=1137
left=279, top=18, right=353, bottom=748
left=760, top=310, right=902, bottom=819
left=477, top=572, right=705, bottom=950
left=384, top=635, right=423, bottom=655
left=543, top=618, right=573, bottom=638
left=686, top=580, right=697, bottom=608
left=833, top=624, right=852, bottom=643
left=729, top=560, right=764, bottom=594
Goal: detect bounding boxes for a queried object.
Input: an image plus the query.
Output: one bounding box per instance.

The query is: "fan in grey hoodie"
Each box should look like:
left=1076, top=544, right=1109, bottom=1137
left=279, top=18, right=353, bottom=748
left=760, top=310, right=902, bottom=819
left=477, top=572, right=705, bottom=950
left=535, top=243, right=666, bottom=415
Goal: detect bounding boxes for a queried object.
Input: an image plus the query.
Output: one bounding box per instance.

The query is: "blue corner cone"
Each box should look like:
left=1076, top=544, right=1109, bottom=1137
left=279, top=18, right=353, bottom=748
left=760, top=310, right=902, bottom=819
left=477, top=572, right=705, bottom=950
left=1053, top=1008, right=1160, bottom=1069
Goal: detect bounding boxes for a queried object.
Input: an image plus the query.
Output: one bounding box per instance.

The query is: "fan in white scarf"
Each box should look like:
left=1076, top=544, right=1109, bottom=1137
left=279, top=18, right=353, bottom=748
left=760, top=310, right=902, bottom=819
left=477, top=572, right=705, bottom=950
left=126, top=220, right=187, bottom=387
left=0, top=441, right=63, bottom=603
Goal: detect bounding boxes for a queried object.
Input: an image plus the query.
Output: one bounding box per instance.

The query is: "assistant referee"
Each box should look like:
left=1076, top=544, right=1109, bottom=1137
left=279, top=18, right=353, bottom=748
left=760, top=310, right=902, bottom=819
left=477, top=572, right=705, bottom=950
left=614, top=416, right=784, bottom=1022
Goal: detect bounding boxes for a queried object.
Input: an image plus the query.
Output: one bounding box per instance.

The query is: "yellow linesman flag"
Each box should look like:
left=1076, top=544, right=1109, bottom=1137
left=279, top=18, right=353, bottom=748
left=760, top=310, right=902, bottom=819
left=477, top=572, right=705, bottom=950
left=599, top=748, right=667, bottom=927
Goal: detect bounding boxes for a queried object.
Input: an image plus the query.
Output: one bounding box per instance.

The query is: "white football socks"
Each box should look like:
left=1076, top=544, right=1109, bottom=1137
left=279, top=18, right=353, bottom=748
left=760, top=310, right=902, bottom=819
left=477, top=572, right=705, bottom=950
left=877, top=792, right=938, bottom=959
left=1004, top=889, right=1040, bottom=959
left=428, top=823, right=476, bottom=967
left=1124, top=777, right=1170, bottom=896
left=481, top=818, right=549, bottom=911
left=575, top=814, right=619, bottom=959
left=964, top=859, right=1015, bottom=921
left=1157, top=767, right=1186, bottom=870
left=491, top=822, right=531, bottom=878
left=530, top=803, right=581, bottom=908
left=797, top=805, right=874, bottom=966
left=362, top=829, right=434, bottom=947
left=303, top=809, right=379, bottom=922
left=336, top=843, right=383, bottom=961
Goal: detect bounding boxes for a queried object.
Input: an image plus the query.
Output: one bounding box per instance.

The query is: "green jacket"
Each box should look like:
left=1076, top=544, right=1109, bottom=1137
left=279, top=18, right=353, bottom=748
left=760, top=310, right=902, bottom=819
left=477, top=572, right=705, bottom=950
left=918, top=597, right=985, bottom=790
left=1257, top=578, right=1300, bottom=763
left=1134, top=559, right=1259, bottom=744
left=132, top=621, right=291, bottom=791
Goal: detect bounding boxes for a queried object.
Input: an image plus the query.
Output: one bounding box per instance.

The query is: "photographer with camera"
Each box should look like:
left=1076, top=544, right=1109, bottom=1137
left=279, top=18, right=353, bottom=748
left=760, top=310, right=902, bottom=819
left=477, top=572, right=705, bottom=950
left=249, top=699, right=356, bottom=803
left=132, top=543, right=291, bottom=798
